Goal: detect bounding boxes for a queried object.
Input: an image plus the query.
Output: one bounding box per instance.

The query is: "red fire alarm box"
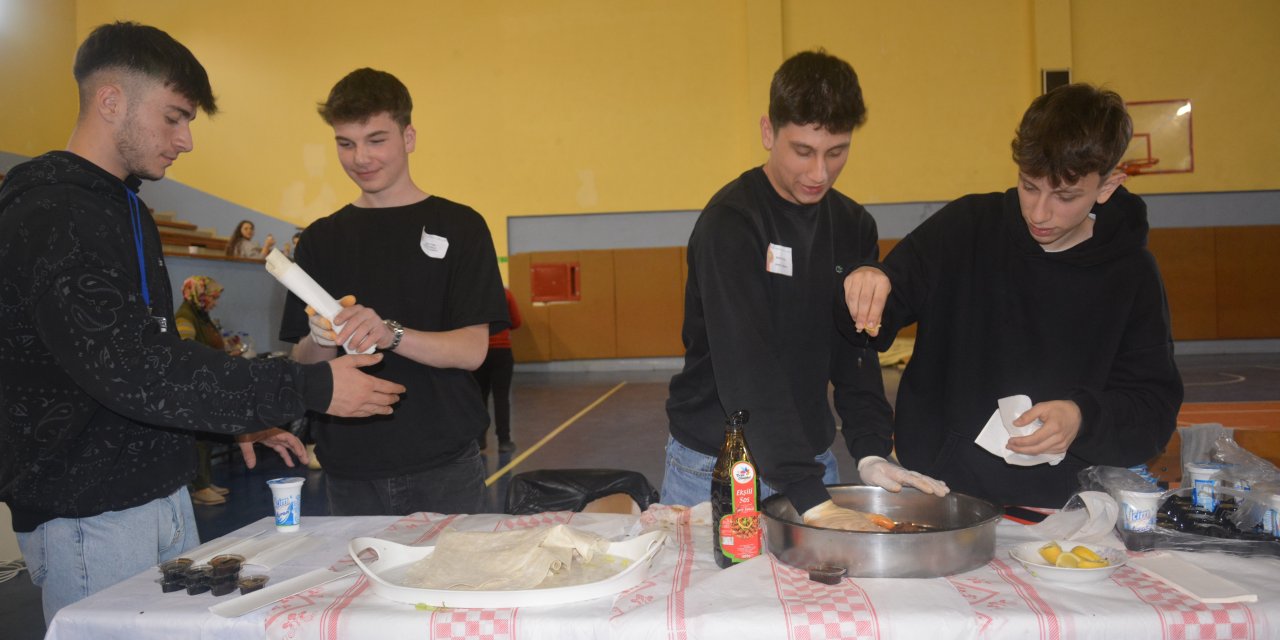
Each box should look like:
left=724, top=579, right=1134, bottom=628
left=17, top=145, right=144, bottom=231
left=530, top=262, right=581, bottom=302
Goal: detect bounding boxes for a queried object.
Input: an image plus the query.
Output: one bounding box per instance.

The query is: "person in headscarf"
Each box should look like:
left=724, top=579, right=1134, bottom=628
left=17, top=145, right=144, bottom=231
left=175, top=275, right=240, bottom=505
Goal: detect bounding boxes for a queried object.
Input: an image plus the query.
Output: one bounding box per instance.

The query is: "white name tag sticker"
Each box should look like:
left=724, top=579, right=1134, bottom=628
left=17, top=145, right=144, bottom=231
left=765, top=243, right=793, bottom=276
left=420, top=229, right=449, bottom=259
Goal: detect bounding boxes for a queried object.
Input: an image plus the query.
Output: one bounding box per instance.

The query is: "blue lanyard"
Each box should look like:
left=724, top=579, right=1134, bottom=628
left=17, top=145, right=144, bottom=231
left=125, top=189, right=151, bottom=308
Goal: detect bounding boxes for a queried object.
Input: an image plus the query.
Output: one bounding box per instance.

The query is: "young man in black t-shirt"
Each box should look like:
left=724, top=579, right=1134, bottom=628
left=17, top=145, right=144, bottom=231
left=281, top=69, right=509, bottom=515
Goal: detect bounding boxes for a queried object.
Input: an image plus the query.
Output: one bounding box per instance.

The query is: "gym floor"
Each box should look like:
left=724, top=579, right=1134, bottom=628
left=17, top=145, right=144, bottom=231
left=3, top=351, right=1278, bottom=638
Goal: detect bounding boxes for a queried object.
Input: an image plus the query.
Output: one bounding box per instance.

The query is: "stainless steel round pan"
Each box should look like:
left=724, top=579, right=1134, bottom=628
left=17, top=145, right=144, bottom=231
left=763, top=485, right=1001, bottom=578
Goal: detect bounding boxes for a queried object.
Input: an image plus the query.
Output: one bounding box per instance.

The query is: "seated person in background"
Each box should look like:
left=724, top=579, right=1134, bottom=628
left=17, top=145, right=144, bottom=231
left=225, top=218, right=275, bottom=258
left=175, top=275, right=239, bottom=506
left=844, top=84, right=1183, bottom=508
left=663, top=50, right=948, bottom=532
left=281, top=68, right=509, bottom=516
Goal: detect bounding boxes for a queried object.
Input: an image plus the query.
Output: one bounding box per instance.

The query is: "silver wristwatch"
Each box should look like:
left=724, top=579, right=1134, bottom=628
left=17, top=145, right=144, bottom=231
left=382, top=319, right=405, bottom=351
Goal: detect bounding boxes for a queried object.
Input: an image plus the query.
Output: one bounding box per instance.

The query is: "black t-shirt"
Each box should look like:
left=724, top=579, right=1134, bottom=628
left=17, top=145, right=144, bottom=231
left=280, top=197, right=509, bottom=479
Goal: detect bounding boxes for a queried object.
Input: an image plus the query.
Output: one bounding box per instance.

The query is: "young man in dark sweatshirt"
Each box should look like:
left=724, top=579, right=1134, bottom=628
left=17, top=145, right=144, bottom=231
left=0, top=22, right=405, bottom=623
left=664, top=50, right=949, bottom=531
left=845, top=84, right=1183, bottom=508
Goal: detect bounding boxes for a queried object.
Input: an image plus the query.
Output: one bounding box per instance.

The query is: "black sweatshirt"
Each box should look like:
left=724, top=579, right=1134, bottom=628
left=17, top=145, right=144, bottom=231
left=667, top=168, right=894, bottom=514
left=877, top=186, right=1183, bottom=508
left=0, top=152, right=332, bottom=531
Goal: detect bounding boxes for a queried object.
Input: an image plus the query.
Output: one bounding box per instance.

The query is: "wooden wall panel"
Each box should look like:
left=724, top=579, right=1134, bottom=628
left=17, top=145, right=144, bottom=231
left=543, top=250, right=618, bottom=360
left=1148, top=228, right=1218, bottom=340
left=614, top=248, right=685, bottom=357
left=680, top=246, right=688, bottom=313
left=1215, top=226, right=1280, bottom=339
left=507, top=253, right=551, bottom=362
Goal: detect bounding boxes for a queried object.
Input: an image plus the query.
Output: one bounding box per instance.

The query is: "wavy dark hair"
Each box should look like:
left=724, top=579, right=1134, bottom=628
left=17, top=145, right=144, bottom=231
left=768, top=49, right=867, bottom=134
left=1012, top=84, right=1132, bottom=187
left=318, top=68, right=412, bottom=129
left=74, top=21, right=217, bottom=115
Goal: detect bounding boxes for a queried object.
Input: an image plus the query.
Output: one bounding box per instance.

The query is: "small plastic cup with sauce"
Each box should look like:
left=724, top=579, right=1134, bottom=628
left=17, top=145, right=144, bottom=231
left=184, top=565, right=213, bottom=595
left=209, top=554, right=245, bottom=577
left=159, top=558, right=194, bottom=593
left=238, top=575, right=270, bottom=595
left=807, top=565, right=847, bottom=585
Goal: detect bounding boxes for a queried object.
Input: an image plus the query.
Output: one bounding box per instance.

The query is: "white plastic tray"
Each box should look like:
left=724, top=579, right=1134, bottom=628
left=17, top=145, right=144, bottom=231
left=348, top=530, right=666, bottom=608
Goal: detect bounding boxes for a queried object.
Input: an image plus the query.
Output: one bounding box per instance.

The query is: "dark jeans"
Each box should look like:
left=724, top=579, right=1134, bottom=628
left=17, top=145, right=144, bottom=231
left=324, top=441, right=486, bottom=515
left=473, top=348, right=515, bottom=442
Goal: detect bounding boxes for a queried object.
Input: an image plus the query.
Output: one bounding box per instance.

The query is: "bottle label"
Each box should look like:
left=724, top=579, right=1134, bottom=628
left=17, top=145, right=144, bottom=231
left=719, top=461, right=761, bottom=563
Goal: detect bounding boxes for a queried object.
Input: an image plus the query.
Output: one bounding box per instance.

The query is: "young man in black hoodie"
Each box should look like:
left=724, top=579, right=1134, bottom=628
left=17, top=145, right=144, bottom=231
left=845, top=84, right=1183, bottom=508
left=0, top=22, right=405, bottom=623
left=663, top=50, right=949, bottom=532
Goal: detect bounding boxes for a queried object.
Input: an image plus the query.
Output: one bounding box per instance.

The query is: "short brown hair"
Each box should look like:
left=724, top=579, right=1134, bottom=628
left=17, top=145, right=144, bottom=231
left=317, top=68, right=412, bottom=128
left=768, top=49, right=867, bottom=134
left=75, top=21, right=217, bottom=115
left=1012, top=84, right=1132, bottom=187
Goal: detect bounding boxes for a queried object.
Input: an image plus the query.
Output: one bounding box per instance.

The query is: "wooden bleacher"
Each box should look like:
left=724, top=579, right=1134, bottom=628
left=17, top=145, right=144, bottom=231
left=153, top=211, right=261, bottom=261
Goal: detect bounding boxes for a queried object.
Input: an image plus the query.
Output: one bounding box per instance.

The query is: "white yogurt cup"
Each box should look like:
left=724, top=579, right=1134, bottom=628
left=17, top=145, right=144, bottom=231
left=267, top=477, right=306, bottom=532
left=1184, top=462, right=1225, bottom=512
left=1119, top=489, right=1162, bottom=532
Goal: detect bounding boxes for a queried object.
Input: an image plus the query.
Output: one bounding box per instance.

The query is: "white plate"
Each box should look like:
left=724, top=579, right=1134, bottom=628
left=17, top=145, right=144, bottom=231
left=1009, top=540, right=1127, bottom=584
left=348, top=530, right=666, bottom=608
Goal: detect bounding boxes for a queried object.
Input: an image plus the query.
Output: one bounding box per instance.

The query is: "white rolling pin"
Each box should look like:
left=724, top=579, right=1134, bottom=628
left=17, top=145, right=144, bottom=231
left=264, top=249, right=375, bottom=354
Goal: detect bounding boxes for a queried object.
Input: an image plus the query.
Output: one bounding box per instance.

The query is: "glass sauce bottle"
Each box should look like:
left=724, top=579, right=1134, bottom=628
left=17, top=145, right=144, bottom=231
left=712, top=410, right=761, bottom=568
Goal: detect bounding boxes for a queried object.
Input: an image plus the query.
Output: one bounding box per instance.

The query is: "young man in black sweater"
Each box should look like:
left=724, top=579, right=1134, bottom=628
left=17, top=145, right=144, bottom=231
left=664, top=50, right=949, bottom=531
left=845, top=84, right=1183, bottom=508
left=0, top=23, right=404, bottom=623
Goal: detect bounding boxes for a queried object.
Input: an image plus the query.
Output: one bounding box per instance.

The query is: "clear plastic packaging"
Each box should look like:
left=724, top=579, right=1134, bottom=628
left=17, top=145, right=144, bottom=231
left=1078, top=465, right=1280, bottom=556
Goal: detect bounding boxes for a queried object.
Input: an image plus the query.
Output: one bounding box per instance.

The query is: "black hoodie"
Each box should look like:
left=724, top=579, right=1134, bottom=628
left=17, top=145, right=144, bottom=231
left=0, top=152, right=332, bottom=531
left=877, top=186, right=1182, bottom=508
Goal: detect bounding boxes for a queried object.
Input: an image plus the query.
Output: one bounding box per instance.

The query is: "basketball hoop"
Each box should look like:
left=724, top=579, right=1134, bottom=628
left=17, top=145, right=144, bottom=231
left=1119, top=158, right=1160, bottom=176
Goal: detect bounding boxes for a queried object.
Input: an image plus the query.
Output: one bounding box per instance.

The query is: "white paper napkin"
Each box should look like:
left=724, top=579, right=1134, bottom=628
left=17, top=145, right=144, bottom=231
left=974, top=394, right=1066, bottom=466
left=1130, top=553, right=1257, bottom=603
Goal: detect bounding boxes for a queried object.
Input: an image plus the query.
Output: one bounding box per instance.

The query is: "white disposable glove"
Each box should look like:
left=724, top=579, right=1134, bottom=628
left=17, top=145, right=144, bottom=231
left=857, top=456, right=950, bottom=496
left=304, top=294, right=357, bottom=348
left=802, top=500, right=893, bottom=532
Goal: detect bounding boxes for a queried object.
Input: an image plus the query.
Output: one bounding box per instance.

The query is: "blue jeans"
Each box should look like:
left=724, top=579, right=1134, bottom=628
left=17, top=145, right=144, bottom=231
left=660, top=435, right=839, bottom=507
left=325, top=441, right=486, bottom=515
left=17, top=487, right=199, bottom=625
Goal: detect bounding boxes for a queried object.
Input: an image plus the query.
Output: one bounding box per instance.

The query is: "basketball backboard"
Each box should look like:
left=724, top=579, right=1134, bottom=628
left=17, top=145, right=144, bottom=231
left=1119, top=99, right=1194, bottom=176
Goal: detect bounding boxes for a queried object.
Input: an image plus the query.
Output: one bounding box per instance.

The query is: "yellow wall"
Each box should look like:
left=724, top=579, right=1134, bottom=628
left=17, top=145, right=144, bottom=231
left=71, top=0, right=760, bottom=263
left=1071, top=0, right=1280, bottom=192
left=3, top=1, right=1277, bottom=254
left=783, top=0, right=1036, bottom=202
left=0, top=0, right=78, bottom=155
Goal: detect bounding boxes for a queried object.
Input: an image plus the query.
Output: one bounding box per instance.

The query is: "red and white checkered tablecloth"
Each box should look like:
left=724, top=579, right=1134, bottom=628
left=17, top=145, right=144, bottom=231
left=48, top=506, right=1280, bottom=640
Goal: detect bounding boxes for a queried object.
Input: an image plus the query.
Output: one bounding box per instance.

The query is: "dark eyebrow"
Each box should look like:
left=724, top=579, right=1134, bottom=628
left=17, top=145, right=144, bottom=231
left=168, top=105, right=195, bottom=120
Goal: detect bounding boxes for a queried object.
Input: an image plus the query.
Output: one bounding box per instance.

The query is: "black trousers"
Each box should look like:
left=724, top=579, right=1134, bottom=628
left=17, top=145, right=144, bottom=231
left=473, top=347, right=515, bottom=442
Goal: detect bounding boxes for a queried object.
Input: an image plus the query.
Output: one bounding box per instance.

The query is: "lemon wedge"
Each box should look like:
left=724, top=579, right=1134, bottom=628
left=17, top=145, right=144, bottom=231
left=1071, top=546, right=1104, bottom=563
left=1038, top=541, right=1062, bottom=565
left=1054, top=552, right=1081, bottom=568
left=1078, top=558, right=1110, bottom=569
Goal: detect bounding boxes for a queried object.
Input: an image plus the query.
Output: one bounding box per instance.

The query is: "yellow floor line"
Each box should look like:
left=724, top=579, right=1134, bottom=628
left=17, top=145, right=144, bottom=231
left=484, top=381, right=628, bottom=487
